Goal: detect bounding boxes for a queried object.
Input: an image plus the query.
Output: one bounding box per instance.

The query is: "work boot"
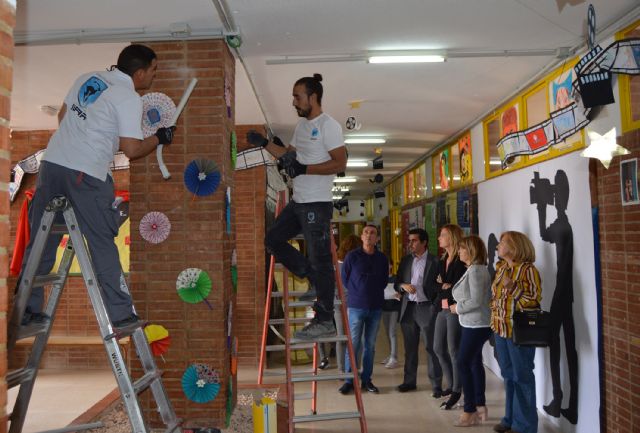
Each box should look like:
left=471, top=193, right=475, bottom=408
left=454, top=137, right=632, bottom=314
left=294, top=318, right=336, bottom=340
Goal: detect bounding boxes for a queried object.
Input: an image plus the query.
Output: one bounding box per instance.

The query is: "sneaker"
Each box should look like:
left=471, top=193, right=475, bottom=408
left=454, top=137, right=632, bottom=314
left=338, top=382, right=353, bottom=395
left=112, top=313, right=142, bottom=329
left=319, top=358, right=330, bottom=370
left=380, top=356, right=390, bottom=365
left=384, top=358, right=399, bottom=369
left=361, top=381, right=379, bottom=393
left=298, top=288, right=317, bottom=301
left=21, top=311, right=50, bottom=326
left=294, top=318, right=336, bottom=340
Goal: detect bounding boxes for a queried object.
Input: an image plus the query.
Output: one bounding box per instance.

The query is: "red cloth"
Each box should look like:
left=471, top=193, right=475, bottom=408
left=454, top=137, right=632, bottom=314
left=10, top=189, right=34, bottom=277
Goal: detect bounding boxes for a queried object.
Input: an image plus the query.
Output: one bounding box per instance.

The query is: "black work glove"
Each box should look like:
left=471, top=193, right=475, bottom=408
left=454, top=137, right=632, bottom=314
left=278, top=151, right=307, bottom=178
left=155, top=126, right=175, bottom=145
left=246, top=130, right=269, bottom=148
left=272, top=136, right=285, bottom=147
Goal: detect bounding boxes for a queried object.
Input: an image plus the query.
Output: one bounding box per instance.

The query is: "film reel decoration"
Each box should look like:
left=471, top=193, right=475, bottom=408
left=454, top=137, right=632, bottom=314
left=587, top=4, right=596, bottom=50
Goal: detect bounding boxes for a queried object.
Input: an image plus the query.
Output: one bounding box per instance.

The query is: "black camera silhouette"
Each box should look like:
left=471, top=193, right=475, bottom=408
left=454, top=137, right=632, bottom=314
left=530, top=171, right=554, bottom=206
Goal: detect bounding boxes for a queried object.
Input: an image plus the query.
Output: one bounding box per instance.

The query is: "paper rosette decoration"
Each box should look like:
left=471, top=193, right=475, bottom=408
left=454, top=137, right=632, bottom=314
left=231, top=249, right=238, bottom=292
left=183, top=159, right=221, bottom=197
left=141, top=92, right=176, bottom=137
left=176, top=268, right=213, bottom=308
left=230, top=131, right=237, bottom=169
left=225, top=187, right=232, bottom=234
left=144, top=324, right=171, bottom=357
left=181, top=363, right=221, bottom=404
left=139, top=211, right=171, bottom=244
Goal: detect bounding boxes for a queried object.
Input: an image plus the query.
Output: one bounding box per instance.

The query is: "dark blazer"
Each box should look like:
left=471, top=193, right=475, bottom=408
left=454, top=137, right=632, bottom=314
left=394, top=252, right=440, bottom=322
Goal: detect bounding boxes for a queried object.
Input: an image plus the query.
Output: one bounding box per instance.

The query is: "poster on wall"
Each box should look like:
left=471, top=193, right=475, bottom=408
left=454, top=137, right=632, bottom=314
left=549, top=69, right=576, bottom=111
left=458, top=133, right=472, bottom=184
left=501, top=104, right=519, bottom=137
left=438, top=149, right=450, bottom=191
left=620, top=158, right=639, bottom=206
left=456, top=188, right=471, bottom=234
left=424, top=203, right=438, bottom=254
left=478, top=151, right=598, bottom=431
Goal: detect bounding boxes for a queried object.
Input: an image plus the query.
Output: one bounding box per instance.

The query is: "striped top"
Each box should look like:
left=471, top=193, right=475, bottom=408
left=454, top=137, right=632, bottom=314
left=490, top=260, right=542, bottom=338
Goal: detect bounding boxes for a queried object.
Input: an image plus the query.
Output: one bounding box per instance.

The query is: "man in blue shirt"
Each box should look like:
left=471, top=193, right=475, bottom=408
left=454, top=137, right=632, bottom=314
left=338, top=225, right=389, bottom=394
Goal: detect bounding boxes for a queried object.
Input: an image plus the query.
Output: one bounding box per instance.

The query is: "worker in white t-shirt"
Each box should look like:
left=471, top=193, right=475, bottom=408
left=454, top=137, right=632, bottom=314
left=19, top=44, right=175, bottom=330
left=246, top=73, right=347, bottom=340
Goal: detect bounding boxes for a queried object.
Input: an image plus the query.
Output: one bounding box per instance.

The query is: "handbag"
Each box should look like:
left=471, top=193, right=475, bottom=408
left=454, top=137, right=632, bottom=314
left=512, top=309, right=552, bottom=347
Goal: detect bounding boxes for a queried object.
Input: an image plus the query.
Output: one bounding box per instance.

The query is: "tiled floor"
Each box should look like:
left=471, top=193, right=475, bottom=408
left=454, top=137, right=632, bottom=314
left=10, top=339, right=564, bottom=433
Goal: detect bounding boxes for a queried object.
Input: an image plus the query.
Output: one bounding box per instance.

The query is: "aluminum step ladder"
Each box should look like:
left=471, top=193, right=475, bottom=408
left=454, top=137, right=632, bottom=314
left=7, top=196, right=181, bottom=433
left=257, top=191, right=367, bottom=433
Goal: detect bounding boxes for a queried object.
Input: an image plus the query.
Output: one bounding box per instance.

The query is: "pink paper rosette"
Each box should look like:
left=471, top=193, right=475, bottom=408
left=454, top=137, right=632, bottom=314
left=139, top=211, right=171, bottom=244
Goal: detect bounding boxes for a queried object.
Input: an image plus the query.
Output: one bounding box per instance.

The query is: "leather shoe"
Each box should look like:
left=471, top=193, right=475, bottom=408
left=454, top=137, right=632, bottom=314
left=397, top=383, right=417, bottom=393
left=338, top=382, right=353, bottom=395
left=431, top=388, right=443, bottom=398
left=361, top=381, right=379, bottom=393
left=493, top=423, right=511, bottom=433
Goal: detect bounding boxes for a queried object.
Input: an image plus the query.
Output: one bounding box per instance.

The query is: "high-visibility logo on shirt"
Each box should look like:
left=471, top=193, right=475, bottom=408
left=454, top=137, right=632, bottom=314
left=311, top=127, right=319, bottom=140
left=78, top=76, right=108, bottom=108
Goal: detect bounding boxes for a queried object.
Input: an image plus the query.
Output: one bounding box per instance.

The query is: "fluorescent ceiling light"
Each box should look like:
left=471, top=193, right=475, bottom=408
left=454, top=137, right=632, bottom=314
left=344, top=137, right=386, bottom=144
left=334, top=177, right=358, bottom=183
left=346, top=160, right=368, bottom=167
left=489, top=159, right=502, bottom=166
left=332, top=196, right=343, bottom=200
left=368, top=55, right=445, bottom=64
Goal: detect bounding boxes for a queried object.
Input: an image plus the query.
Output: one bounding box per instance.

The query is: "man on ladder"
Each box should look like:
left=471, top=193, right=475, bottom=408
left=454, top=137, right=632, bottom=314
left=17, top=44, right=175, bottom=329
left=246, top=73, right=346, bottom=340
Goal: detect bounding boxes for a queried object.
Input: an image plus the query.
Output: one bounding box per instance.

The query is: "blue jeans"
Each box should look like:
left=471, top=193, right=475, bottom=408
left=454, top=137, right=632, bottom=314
left=494, top=335, right=538, bottom=433
left=457, top=326, right=492, bottom=413
left=265, top=201, right=335, bottom=320
left=344, top=308, right=382, bottom=384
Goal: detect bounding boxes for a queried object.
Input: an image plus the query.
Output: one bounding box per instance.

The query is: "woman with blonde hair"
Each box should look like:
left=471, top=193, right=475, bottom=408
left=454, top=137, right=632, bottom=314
left=491, top=231, right=542, bottom=433
left=450, top=235, right=492, bottom=427
left=434, top=224, right=467, bottom=408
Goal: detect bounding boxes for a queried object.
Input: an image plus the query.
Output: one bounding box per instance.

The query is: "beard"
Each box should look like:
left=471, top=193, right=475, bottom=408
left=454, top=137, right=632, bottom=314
left=295, top=106, right=311, bottom=118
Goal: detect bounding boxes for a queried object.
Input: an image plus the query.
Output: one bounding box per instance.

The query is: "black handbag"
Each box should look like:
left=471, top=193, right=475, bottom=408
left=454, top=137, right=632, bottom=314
left=512, top=309, right=552, bottom=347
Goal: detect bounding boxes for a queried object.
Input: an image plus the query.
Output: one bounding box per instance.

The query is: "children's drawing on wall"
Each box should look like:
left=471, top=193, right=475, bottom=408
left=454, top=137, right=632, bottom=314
left=458, top=134, right=472, bottom=184
left=620, top=158, right=639, bottom=206
left=456, top=188, right=471, bottom=234
left=530, top=170, right=579, bottom=425
left=439, top=149, right=450, bottom=190
left=550, top=70, right=575, bottom=110
left=501, top=105, right=519, bottom=137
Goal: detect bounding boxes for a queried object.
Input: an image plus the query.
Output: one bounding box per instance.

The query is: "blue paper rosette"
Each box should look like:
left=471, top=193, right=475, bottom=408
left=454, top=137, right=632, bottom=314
left=183, top=159, right=221, bottom=197
left=181, top=363, right=221, bottom=404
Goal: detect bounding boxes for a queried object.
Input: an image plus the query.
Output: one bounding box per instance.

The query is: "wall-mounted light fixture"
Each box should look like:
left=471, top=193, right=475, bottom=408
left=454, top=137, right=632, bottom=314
left=344, top=137, right=386, bottom=145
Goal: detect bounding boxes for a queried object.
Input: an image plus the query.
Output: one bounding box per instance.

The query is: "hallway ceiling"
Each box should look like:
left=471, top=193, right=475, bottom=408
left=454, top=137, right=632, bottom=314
left=10, top=0, right=640, bottom=198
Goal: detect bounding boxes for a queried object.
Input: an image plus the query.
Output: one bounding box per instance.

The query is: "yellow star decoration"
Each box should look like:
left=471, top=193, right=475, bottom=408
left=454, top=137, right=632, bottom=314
left=581, top=128, right=630, bottom=169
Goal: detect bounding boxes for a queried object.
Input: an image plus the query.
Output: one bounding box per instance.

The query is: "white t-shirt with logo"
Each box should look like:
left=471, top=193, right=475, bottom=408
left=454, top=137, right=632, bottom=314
left=291, top=113, right=344, bottom=203
left=43, top=69, right=143, bottom=181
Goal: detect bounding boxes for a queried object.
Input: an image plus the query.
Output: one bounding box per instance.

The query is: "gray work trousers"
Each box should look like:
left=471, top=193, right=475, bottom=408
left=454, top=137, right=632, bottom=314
left=21, top=161, right=133, bottom=322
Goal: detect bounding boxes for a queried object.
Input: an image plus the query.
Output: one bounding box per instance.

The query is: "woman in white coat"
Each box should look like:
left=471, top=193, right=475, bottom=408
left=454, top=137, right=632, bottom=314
left=450, top=235, right=492, bottom=427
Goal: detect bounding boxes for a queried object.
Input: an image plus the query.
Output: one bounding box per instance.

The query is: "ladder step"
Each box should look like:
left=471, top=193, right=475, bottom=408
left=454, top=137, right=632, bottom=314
left=291, top=373, right=354, bottom=383
left=266, top=335, right=348, bottom=352
left=164, top=420, right=182, bottom=433
left=50, top=224, right=69, bottom=235
left=16, top=322, right=49, bottom=341
left=270, top=291, right=314, bottom=298
left=294, top=392, right=313, bottom=400
left=263, top=368, right=316, bottom=377
left=268, top=317, right=310, bottom=325
left=293, top=411, right=361, bottom=423
left=7, top=368, right=36, bottom=389
left=33, top=273, right=66, bottom=286
left=133, top=370, right=162, bottom=394
left=106, top=320, right=146, bottom=340
left=289, top=300, right=342, bottom=308
left=290, top=335, right=348, bottom=345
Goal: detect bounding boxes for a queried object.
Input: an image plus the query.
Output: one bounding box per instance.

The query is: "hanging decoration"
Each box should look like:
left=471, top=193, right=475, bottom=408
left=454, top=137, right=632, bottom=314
left=176, top=268, right=213, bottom=309
left=225, top=187, right=232, bottom=235
left=141, top=92, right=176, bottom=138
left=225, top=377, right=233, bottom=427
left=183, top=159, right=221, bottom=197
left=231, top=248, right=238, bottom=293
left=224, top=75, right=233, bottom=118
left=496, top=35, right=640, bottom=168
left=139, top=211, right=171, bottom=244
left=181, top=363, right=221, bottom=404
left=231, top=336, right=238, bottom=375
left=581, top=127, right=629, bottom=169
left=230, top=131, right=238, bottom=169
left=144, top=324, right=171, bottom=360
left=227, top=301, right=233, bottom=349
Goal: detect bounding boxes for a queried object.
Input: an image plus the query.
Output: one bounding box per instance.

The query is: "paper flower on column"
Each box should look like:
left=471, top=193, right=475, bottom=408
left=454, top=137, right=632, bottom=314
left=139, top=211, right=171, bottom=244
left=231, top=248, right=238, bottom=293
left=144, top=324, right=171, bottom=357
left=581, top=127, right=629, bottom=169
left=141, top=92, right=176, bottom=137
left=176, top=268, right=213, bottom=309
left=181, top=363, right=221, bottom=403
left=184, top=159, right=221, bottom=197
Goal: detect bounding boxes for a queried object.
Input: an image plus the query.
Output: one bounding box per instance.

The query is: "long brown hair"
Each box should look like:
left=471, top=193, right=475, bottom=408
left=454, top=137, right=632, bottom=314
left=440, top=224, right=464, bottom=259
left=337, top=234, right=362, bottom=261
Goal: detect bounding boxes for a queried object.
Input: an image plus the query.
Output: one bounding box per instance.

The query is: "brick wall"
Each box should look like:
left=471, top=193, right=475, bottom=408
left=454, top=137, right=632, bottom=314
left=597, top=128, right=640, bottom=433
left=234, top=125, right=266, bottom=366
left=0, top=2, right=15, bottom=431
left=129, top=40, right=235, bottom=427
left=7, top=130, right=130, bottom=369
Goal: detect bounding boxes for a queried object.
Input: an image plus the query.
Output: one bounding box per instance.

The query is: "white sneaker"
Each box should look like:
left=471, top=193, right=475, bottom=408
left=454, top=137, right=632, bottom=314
left=380, top=356, right=390, bottom=365
left=385, top=358, right=399, bottom=369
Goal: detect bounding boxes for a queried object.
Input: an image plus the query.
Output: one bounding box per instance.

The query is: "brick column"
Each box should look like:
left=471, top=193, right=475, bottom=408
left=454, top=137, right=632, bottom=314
left=0, top=1, right=15, bottom=431
left=234, top=126, right=267, bottom=366
left=129, top=40, right=235, bottom=427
